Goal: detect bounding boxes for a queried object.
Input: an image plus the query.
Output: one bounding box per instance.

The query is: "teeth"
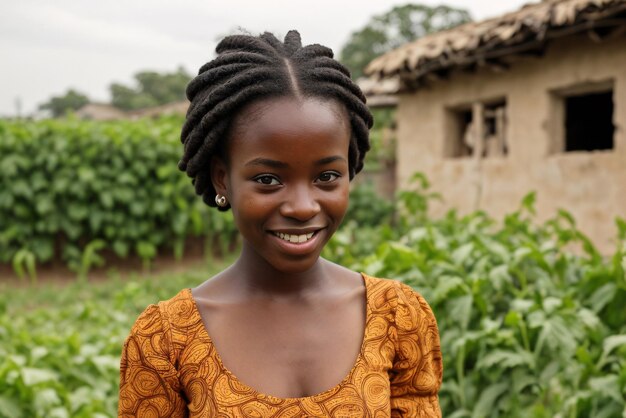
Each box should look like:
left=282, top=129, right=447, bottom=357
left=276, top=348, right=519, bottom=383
left=274, top=232, right=315, bottom=243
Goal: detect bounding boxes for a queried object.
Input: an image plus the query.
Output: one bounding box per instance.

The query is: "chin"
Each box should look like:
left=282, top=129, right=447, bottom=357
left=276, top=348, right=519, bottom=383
left=267, top=254, right=323, bottom=275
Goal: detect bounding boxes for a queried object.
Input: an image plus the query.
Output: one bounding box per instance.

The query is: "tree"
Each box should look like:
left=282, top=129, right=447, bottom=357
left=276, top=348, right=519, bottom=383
left=110, top=67, right=192, bottom=110
left=38, top=89, right=89, bottom=118
left=340, top=4, right=472, bottom=79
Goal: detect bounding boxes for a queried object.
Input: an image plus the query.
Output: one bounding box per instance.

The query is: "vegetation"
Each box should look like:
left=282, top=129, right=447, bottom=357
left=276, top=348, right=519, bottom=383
left=38, top=90, right=90, bottom=118
left=327, top=175, right=626, bottom=417
left=0, top=111, right=394, bottom=280
left=1, top=114, right=624, bottom=416
left=0, top=117, right=237, bottom=281
left=365, top=107, right=396, bottom=171
left=1, top=176, right=624, bottom=416
left=0, top=262, right=231, bottom=418
left=35, top=68, right=191, bottom=117
left=340, top=4, right=471, bottom=79
left=110, top=67, right=191, bottom=110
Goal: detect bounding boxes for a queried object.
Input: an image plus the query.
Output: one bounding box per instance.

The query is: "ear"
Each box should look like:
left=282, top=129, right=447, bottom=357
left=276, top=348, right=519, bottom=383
left=210, top=156, right=228, bottom=198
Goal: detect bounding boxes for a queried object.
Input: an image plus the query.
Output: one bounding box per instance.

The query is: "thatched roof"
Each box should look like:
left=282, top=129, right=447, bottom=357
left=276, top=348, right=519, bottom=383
left=365, top=0, right=626, bottom=88
left=356, top=77, right=400, bottom=107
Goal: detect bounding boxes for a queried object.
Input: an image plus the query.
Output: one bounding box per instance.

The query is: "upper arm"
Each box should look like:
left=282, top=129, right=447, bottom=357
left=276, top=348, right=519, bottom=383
left=118, top=304, right=187, bottom=418
left=389, top=282, right=443, bottom=418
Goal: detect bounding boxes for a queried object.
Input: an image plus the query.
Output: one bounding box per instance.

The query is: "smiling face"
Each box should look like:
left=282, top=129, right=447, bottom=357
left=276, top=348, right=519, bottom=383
left=211, top=96, right=351, bottom=274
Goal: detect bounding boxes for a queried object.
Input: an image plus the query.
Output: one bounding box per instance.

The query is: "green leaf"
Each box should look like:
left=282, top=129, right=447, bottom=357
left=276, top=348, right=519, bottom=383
left=449, top=294, right=473, bottom=332
left=535, top=316, right=579, bottom=355
left=21, top=367, right=58, bottom=386
left=433, top=275, right=467, bottom=302
left=67, top=205, right=89, bottom=222
left=589, top=283, right=617, bottom=313
left=471, top=382, right=509, bottom=418
left=538, top=360, right=560, bottom=383
left=588, top=375, right=622, bottom=403
left=520, top=192, right=536, bottom=215
left=452, top=243, right=474, bottom=266
left=112, top=240, right=129, bottom=258
left=35, top=198, right=54, bottom=216
left=488, top=265, right=511, bottom=290
left=476, top=349, right=535, bottom=370
left=0, top=395, right=23, bottom=418
left=504, top=310, right=520, bottom=328
left=602, top=334, right=626, bottom=357
left=0, top=189, right=15, bottom=209
left=46, top=408, right=69, bottom=418
left=136, top=241, right=156, bottom=258
left=99, top=191, right=114, bottom=209
left=33, top=388, right=62, bottom=414
left=542, top=297, right=562, bottom=314
left=577, top=308, right=601, bottom=329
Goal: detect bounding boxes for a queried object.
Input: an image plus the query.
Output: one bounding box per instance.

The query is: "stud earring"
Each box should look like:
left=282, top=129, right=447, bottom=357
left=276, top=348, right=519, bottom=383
left=215, top=194, right=228, bottom=207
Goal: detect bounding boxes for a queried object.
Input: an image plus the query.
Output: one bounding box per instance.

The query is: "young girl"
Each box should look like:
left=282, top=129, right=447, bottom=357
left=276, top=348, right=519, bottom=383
left=118, top=31, right=442, bottom=418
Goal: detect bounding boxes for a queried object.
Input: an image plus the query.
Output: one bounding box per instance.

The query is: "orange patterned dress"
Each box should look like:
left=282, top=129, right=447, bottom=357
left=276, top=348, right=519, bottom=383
left=118, top=274, right=443, bottom=417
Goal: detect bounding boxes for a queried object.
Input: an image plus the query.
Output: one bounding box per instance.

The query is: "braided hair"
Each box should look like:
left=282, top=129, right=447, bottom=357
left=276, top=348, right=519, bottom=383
left=179, top=30, right=373, bottom=211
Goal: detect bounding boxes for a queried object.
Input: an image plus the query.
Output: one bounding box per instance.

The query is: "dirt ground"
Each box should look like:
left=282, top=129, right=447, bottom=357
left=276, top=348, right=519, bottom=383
left=0, top=238, right=227, bottom=286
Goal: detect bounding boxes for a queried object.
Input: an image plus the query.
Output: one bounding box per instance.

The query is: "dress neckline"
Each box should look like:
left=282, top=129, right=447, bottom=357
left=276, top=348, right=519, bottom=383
left=185, top=272, right=372, bottom=402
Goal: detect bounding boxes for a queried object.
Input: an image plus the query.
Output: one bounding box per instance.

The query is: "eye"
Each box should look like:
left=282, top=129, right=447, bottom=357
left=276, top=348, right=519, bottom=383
left=316, top=171, right=341, bottom=183
left=253, top=174, right=281, bottom=186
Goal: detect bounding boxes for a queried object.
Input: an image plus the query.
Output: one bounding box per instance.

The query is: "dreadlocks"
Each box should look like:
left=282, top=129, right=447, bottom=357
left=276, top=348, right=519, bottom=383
left=179, top=30, right=373, bottom=210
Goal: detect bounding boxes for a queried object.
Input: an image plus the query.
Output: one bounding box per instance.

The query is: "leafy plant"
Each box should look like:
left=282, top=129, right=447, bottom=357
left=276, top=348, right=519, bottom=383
left=0, top=261, right=231, bottom=418
left=328, top=176, right=626, bottom=417
left=0, top=116, right=237, bottom=279
left=11, top=248, right=37, bottom=284
left=75, top=240, right=106, bottom=283
left=2, top=118, right=624, bottom=417
left=346, top=182, right=395, bottom=227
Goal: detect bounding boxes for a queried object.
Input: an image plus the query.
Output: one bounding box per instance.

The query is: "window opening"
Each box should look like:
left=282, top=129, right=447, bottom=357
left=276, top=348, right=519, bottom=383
left=564, top=91, right=614, bottom=152
left=446, top=99, right=507, bottom=158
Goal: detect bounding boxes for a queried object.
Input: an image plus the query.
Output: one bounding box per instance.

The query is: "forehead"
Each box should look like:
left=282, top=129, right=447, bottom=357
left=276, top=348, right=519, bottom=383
left=228, top=96, right=351, bottom=161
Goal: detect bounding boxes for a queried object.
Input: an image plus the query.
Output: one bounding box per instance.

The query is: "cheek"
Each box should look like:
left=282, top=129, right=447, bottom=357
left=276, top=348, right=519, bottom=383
left=231, top=193, right=274, bottom=223
left=327, top=184, right=350, bottom=219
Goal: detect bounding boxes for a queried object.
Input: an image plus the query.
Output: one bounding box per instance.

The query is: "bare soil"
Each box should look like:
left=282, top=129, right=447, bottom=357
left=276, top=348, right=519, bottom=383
left=0, top=237, right=231, bottom=287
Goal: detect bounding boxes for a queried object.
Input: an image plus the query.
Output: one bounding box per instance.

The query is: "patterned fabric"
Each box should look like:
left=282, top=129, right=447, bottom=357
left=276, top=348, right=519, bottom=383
left=118, top=274, right=443, bottom=417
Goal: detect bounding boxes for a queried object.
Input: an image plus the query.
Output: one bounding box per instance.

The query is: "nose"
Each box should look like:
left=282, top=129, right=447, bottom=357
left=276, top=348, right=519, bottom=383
left=280, top=184, right=321, bottom=221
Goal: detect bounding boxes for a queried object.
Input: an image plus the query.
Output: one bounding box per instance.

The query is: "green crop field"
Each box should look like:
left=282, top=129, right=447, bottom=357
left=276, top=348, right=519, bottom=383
left=2, top=182, right=625, bottom=417
left=0, top=261, right=230, bottom=418
left=1, top=117, right=625, bottom=417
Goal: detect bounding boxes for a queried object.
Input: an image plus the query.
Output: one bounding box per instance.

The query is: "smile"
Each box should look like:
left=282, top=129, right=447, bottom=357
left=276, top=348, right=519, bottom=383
left=273, top=231, right=315, bottom=243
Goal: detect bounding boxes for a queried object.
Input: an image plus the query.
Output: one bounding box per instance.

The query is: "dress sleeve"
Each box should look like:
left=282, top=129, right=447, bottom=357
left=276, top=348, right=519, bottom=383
left=118, top=304, right=188, bottom=417
left=389, top=282, right=443, bottom=418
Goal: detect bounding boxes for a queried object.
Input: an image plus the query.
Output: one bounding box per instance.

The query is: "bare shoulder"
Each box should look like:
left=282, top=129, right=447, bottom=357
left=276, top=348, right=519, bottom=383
left=190, top=267, right=239, bottom=305
left=320, top=258, right=365, bottom=296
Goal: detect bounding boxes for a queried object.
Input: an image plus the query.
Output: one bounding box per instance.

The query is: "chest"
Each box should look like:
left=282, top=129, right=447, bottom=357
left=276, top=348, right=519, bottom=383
left=178, top=298, right=399, bottom=418
left=197, top=296, right=366, bottom=399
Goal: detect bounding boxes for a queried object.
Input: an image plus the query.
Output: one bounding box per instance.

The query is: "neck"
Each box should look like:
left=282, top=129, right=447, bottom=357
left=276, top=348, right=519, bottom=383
left=228, top=242, right=330, bottom=297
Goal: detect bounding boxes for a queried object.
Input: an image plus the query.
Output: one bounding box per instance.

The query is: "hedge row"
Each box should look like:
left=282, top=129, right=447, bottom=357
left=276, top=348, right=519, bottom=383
left=0, top=115, right=399, bottom=279
left=0, top=117, right=237, bottom=277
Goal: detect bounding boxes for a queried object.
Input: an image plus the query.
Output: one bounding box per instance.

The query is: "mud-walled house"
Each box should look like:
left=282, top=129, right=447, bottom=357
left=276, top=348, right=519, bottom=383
left=366, top=0, right=626, bottom=251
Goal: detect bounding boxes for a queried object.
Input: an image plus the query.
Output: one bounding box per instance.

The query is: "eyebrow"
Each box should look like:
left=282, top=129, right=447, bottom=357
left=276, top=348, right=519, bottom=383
left=244, top=156, right=346, bottom=168
left=245, top=158, right=288, bottom=168
left=315, top=156, right=347, bottom=165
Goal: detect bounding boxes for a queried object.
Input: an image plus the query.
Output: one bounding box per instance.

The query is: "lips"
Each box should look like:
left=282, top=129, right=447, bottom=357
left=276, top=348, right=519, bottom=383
left=267, top=228, right=325, bottom=255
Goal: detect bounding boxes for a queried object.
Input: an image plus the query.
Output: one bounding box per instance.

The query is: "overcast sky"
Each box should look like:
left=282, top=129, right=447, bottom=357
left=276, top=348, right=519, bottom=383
left=0, top=0, right=532, bottom=117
